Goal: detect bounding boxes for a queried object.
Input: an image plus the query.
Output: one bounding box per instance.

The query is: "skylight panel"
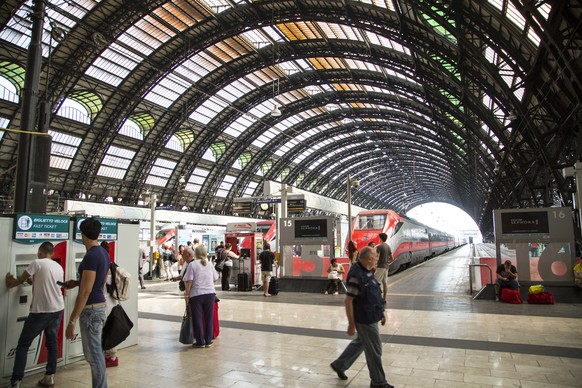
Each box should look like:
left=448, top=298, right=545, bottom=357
left=205, top=0, right=234, bottom=13
left=85, top=43, right=141, bottom=86
left=505, top=3, right=526, bottom=31
left=0, top=116, right=9, bottom=141
left=243, top=181, right=258, bottom=197
left=261, top=25, right=287, bottom=43
left=144, top=74, right=191, bottom=108
left=97, top=146, right=135, bottom=180
left=216, top=174, right=236, bottom=197
left=146, top=158, right=177, bottom=187
left=224, top=116, right=252, bottom=137
left=241, top=30, right=271, bottom=48
left=48, top=130, right=82, bottom=170
left=190, top=97, right=227, bottom=125
left=117, top=32, right=154, bottom=57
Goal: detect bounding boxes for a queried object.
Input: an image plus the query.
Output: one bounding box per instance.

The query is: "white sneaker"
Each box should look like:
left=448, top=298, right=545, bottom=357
left=333, top=292, right=339, bottom=295
left=38, top=374, right=55, bottom=387
left=324, top=291, right=328, bottom=295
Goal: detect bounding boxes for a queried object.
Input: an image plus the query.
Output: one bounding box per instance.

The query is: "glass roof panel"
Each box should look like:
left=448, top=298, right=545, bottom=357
left=85, top=43, right=142, bottom=86
left=144, top=73, right=191, bottom=108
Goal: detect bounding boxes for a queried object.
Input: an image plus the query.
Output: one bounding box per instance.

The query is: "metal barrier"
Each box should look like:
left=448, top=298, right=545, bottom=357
left=468, top=264, right=493, bottom=294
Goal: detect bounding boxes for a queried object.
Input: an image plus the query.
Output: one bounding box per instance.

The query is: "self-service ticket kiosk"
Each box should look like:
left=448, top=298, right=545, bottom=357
left=1, top=214, right=70, bottom=380
left=225, top=231, right=263, bottom=287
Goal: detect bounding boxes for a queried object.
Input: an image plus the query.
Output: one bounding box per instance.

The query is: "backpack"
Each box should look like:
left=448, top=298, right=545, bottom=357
left=107, top=262, right=131, bottom=301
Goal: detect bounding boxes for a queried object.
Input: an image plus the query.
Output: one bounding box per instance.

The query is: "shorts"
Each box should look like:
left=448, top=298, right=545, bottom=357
left=375, top=267, right=388, bottom=283
left=261, top=271, right=273, bottom=283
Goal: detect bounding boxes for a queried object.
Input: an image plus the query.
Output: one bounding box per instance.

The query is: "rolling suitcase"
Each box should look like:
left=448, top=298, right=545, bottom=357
left=268, top=276, right=279, bottom=295
left=237, top=273, right=252, bottom=291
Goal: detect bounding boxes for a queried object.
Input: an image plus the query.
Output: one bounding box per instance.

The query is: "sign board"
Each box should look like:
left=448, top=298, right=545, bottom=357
left=74, top=217, right=118, bottom=241
left=13, top=213, right=70, bottom=243
left=280, top=216, right=333, bottom=245
left=500, top=211, right=549, bottom=235
left=256, top=198, right=282, bottom=204
left=287, top=199, right=306, bottom=212
left=232, top=201, right=253, bottom=213
left=226, top=222, right=257, bottom=233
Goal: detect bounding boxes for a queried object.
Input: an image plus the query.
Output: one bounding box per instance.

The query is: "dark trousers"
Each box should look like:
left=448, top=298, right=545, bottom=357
left=222, top=266, right=231, bottom=290
left=189, top=293, right=215, bottom=346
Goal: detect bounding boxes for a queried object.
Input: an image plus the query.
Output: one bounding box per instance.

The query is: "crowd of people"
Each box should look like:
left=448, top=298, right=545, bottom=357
left=6, top=228, right=400, bottom=388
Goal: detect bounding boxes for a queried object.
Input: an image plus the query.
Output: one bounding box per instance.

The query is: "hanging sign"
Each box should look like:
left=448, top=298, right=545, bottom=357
left=74, top=217, right=118, bottom=241
left=14, top=213, right=70, bottom=243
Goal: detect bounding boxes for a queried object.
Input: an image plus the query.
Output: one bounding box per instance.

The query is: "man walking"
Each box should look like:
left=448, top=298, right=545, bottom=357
left=330, top=246, right=393, bottom=388
left=6, top=242, right=64, bottom=388
left=65, top=217, right=110, bottom=388
left=375, top=233, right=393, bottom=304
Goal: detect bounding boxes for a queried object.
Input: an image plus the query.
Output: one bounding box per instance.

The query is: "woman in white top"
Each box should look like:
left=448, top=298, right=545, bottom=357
left=221, top=243, right=238, bottom=291
left=183, top=245, right=219, bottom=348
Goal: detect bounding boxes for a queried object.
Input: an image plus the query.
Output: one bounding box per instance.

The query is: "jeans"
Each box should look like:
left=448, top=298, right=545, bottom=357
left=331, top=321, right=387, bottom=385
left=79, top=305, right=107, bottom=388
left=11, top=310, right=63, bottom=382
left=189, top=293, right=215, bottom=346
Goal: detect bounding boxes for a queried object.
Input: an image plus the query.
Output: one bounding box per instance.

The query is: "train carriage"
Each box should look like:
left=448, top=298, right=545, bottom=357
left=348, top=209, right=455, bottom=274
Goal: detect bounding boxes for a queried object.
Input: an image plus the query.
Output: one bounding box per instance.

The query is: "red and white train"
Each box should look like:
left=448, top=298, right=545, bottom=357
left=349, top=209, right=455, bottom=274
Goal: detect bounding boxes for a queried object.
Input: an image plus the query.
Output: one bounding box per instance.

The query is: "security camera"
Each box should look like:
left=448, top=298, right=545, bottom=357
left=352, top=180, right=360, bottom=187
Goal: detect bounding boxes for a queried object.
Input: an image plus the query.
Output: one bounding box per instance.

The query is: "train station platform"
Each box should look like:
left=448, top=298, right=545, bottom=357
left=8, top=244, right=582, bottom=387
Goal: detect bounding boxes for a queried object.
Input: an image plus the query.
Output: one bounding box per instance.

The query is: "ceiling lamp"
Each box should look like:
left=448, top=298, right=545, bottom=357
left=270, top=78, right=282, bottom=117
left=271, top=106, right=282, bottom=117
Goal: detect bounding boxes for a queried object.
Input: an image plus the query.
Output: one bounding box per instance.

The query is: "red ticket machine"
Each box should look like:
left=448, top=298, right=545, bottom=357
left=225, top=232, right=263, bottom=286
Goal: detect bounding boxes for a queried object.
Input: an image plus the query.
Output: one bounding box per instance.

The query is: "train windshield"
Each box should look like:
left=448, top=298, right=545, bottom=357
left=256, top=224, right=272, bottom=235
left=354, top=214, right=386, bottom=230
left=391, top=221, right=404, bottom=237
left=155, top=230, right=168, bottom=239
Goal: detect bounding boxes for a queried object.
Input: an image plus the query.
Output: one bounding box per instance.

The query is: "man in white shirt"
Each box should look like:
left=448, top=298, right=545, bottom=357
left=5, top=241, right=65, bottom=388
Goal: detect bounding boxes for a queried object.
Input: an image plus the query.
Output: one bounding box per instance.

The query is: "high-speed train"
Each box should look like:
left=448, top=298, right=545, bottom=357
left=349, top=209, right=455, bottom=274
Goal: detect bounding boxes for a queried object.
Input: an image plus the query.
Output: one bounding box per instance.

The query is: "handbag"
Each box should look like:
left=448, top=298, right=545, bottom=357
left=215, top=261, right=224, bottom=272
left=528, top=291, right=555, bottom=304
left=500, top=288, right=523, bottom=304
left=179, top=308, right=193, bottom=344
left=102, top=304, right=133, bottom=350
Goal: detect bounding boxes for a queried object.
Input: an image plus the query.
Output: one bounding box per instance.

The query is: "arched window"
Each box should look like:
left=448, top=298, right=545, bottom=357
left=119, top=112, right=155, bottom=140
left=56, top=90, right=103, bottom=124
left=0, top=61, right=25, bottom=103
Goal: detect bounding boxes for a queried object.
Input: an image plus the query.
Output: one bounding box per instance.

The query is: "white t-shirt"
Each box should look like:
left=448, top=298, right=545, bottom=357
left=26, top=258, right=65, bottom=313
left=224, top=250, right=238, bottom=267
left=183, top=260, right=218, bottom=298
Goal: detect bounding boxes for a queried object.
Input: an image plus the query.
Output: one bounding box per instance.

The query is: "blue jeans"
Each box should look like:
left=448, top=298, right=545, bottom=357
left=79, top=305, right=107, bottom=388
left=331, top=321, right=387, bottom=386
left=189, top=293, right=215, bottom=346
left=11, top=310, right=63, bottom=383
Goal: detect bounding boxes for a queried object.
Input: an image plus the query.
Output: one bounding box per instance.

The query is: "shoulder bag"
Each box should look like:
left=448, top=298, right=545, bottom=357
left=102, top=304, right=133, bottom=350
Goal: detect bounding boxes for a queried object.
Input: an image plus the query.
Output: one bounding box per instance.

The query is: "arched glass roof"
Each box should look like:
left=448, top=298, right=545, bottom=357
left=0, top=0, right=579, bottom=238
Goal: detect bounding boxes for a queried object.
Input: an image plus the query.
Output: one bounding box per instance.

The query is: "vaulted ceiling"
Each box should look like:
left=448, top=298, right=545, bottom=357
left=0, top=0, right=580, bottom=238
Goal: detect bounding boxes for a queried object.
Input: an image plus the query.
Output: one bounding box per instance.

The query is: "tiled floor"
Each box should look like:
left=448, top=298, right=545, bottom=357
left=8, top=245, right=582, bottom=387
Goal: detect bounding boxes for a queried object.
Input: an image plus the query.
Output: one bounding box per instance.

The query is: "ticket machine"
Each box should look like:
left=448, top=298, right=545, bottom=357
left=2, top=214, right=70, bottom=379
left=225, top=231, right=263, bottom=286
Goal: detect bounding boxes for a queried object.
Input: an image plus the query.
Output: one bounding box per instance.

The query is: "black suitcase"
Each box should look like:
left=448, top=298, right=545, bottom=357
left=237, top=273, right=251, bottom=291
left=268, top=276, right=279, bottom=295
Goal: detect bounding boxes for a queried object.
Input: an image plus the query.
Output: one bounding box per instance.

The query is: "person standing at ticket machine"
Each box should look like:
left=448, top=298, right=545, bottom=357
left=5, top=241, right=64, bottom=388
left=64, top=217, right=110, bottom=388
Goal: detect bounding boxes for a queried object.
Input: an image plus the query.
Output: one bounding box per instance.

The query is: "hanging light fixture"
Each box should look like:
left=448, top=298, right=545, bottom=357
left=271, top=78, right=282, bottom=117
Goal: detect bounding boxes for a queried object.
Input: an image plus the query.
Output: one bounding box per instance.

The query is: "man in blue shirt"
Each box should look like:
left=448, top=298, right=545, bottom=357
left=65, top=218, right=109, bottom=388
left=330, top=246, right=393, bottom=388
